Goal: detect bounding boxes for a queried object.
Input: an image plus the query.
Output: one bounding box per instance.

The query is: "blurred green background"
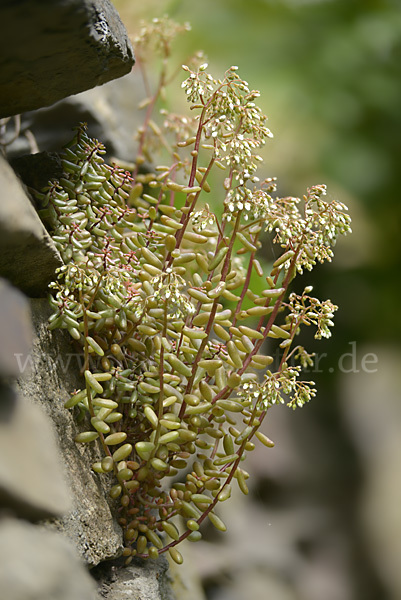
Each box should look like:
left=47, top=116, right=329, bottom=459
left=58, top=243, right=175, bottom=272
left=114, top=1, right=401, bottom=599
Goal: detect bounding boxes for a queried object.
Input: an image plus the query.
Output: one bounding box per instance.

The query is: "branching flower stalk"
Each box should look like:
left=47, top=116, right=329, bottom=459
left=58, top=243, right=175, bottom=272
left=35, top=18, right=351, bottom=566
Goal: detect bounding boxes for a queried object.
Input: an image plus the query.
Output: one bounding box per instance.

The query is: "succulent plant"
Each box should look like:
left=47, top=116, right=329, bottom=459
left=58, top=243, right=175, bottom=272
left=35, top=18, right=351, bottom=565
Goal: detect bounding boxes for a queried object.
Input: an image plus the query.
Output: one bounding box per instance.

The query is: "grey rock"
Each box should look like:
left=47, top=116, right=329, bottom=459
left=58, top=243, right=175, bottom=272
left=341, top=347, right=401, bottom=598
left=11, top=152, right=65, bottom=199
left=0, top=518, right=97, bottom=600
left=0, top=278, right=32, bottom=378
left=0, top=0, right=135, bottom=118
left=167, top=554, right=207, bottom=600
left=7, top=70, right=143, bottom=163
left=95, top=556, right=175, bottom=600
left=0, top=155, right=62, bottom=296
left=204, top=566, right=297, bottom=600
left=186, top=491, right=352, bottom=600
left=18, top=299, right=123, bottom=565
left=0, top=387, right=71, bottom=520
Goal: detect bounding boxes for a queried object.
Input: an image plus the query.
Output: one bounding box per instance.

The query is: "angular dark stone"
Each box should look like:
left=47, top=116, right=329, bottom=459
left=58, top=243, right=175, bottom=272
left=0, top=278, right=32, bottom=378
left=0, top=519, right=97, bottom=600
left=0, top=0, right=135, bottom=118
left=11, top=152, right=64, bottom=199
left=17, top=299, right=123, bottom=565
left=0, top=155, right=62, bottom=296
left=94, top=556, right=175, bottom=600
left=0, top=387, right=72, bottom=520
left=6, top=71, right=142, bottom=163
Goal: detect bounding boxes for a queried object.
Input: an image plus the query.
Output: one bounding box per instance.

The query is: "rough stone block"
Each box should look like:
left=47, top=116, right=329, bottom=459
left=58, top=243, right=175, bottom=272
left=95, top=557, right=175, bottom=600
left=0, top=278, right=32, bottom=378
left=0, top=386, right=71, bottom=520
left=0, top=519, right=97, bottom=600
left=11, top=152, right=65, bottom=199
left=166, top=554, right=207, bottom=600
left=0, top=0, right=135, bottom=117
left=0, top=155, right=62, bottom=296
left=17, top=299, right=123, bottom=565
left=7, top=71, right=142, bottom=163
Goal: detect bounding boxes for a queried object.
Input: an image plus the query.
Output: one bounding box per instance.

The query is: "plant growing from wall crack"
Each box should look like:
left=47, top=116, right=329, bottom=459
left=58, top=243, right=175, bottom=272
left=36, top=18, right=351, bottom=565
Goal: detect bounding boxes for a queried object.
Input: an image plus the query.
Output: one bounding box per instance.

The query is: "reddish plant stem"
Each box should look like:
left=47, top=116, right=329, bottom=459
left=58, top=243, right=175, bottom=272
left=207, top=243, right=303, bottom=406
left=177, top=211, right=242, bottom=420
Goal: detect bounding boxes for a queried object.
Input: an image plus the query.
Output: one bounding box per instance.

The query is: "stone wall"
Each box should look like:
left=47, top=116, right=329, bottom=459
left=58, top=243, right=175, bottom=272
left=0, top=2, right=204, bottom=599
left=0, top=0, right=134, bottom=117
